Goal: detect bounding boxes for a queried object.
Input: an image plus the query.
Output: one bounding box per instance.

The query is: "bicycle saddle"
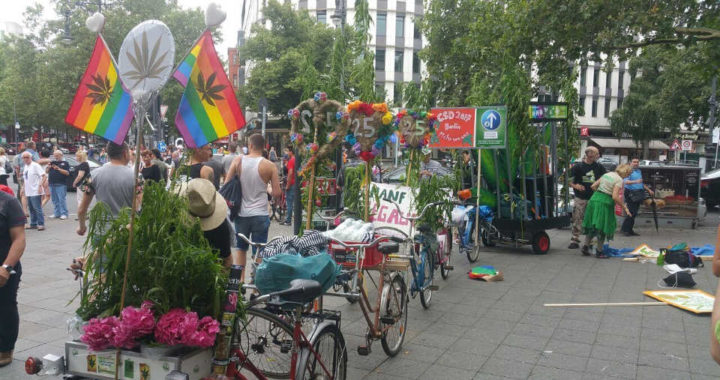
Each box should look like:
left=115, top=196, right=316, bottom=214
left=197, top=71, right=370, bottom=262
left=378, top=241, right=400, bottom=254
left=278, top=279, right=323, bottom=304
left=418, top=224, right=433, bottom=235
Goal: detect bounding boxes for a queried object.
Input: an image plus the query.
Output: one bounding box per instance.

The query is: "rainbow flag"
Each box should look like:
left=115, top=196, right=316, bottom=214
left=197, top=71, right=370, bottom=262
left=173, top=30, right=245, bottom=147
left=65, top=36, right=133, bottom=144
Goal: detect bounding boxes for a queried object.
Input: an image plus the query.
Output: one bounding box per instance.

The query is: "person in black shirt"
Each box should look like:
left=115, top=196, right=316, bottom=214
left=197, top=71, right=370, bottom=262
left=0, top=189, right=26, bottom=366
left=140, top=150, right=162, bottom=182
left=568, top=146, right=606, bottom=249
left=47, top=150, right=71, bottom=219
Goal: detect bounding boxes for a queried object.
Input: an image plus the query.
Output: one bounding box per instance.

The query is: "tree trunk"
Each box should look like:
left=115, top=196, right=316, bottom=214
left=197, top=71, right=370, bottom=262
left=642, top=139, right=650, bottom=159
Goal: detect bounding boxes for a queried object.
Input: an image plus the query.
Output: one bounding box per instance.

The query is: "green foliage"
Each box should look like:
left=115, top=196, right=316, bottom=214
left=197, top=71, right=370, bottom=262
left=342, top=164, right=366, bottom=218
left=77, top=181, right=227, bottom=320
left=610, top=45, right=713, bottom=157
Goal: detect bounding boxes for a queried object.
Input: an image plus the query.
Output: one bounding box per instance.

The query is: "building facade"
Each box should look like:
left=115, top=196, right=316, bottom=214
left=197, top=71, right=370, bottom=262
left=290, top=0, right=424, bottom=104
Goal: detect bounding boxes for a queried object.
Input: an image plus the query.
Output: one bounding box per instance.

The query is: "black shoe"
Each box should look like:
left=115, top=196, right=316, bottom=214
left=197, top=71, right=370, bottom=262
left=568, top=242, right=580, bottom=249
left=595, top=251, right=609, bottom=259
left=581, top=245, right=591, bottom=256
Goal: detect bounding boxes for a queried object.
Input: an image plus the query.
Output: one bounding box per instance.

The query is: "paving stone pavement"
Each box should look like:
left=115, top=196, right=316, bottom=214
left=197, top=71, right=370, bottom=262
left=1, top=186, right=720, bottom=379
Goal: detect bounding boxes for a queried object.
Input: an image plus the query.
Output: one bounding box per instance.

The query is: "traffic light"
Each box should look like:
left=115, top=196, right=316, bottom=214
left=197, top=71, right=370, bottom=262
left=163, top=120, right=171, bottom=141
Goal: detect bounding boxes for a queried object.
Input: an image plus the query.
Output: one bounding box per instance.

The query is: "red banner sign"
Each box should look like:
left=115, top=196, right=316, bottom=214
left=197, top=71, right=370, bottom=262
left=429, top=108, right=476, bottom=149
left=580, top=127, right=589, bottom=136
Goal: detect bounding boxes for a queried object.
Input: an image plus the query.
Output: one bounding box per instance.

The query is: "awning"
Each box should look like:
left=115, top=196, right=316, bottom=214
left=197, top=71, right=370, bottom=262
left=590, top=137, right=670, bottom=150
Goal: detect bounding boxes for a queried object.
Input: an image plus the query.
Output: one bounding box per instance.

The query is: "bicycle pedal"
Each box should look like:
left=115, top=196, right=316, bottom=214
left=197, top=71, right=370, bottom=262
left=380, top=316, right=395, bottom=325
left=357, top=346, right=371, bottom=356
left=428, top=285, right=439, bottom=291
left=444, top=265, right=454, bottom=270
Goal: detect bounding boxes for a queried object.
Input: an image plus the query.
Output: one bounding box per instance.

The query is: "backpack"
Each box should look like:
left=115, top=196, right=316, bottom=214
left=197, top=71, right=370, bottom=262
left=255, top=253, right=339, bottom=296
left=662, top=248, right=704, bottom=268
left=218, top=175, right=242, bottom=221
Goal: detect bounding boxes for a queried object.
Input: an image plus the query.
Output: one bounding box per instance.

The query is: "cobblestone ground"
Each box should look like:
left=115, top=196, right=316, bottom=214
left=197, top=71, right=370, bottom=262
left=1, top=187, right=719, bottom=379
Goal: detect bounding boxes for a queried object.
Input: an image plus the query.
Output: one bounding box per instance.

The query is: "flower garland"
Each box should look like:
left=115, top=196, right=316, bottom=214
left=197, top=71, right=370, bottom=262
left=81, top=301, right=220, bottom=351
left=344, top=101, right=395, bottom=162
left=393, top=109, right=438, bottom=149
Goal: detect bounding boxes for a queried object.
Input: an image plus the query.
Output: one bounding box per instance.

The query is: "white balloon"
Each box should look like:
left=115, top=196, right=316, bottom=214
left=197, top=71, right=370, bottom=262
left=205, top=3, right=227, bottom=28
left=118, top=20, right=175, bottom=99
left=85, top=13, right=105, bottom=33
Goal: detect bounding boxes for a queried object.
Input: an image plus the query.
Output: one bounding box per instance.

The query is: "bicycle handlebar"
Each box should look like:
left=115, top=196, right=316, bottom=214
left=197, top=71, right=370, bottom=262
left=326, top=235, right=403, bottom=249
left=236, top=233, right=284, bottom=248
left=387, top=200, right=444, bottom=222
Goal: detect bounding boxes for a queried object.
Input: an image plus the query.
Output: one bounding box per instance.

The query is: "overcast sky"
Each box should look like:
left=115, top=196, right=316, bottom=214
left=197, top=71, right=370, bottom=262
left=4, top=0, right=242, bottom=58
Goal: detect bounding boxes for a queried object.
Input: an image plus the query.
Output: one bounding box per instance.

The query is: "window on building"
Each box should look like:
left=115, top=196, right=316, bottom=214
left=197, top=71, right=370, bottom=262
left=375, top=49, right=385, bottom=71
left=394, top=83, right=403, bottom=105
left=396, top=15, right=404, bottom=38
left=593, top=67, right=600, bottom=88
left=579, top=96, right=585, bottom=115
left=618, top=70, right=625, bottom=90
left=412, top=51, right=420, bottom=74
left=617, top=97, right=624, bottom=109
left=413, top=20, right=421, bottom=39
left=377, top=13, right=387, bottom=36
left=316, top=10, right=326, bottom=24
left=375, top=82, right=385, bottom=98
left=580, top=66, right=587, bottom=87
left=395, top=50, right=404, bottom=72
left=604, top=98, right=611, bottom=118
left=591, top=98, right=598, bottom=117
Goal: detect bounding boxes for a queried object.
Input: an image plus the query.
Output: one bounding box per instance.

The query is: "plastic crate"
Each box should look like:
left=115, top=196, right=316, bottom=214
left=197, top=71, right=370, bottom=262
left=329, top=241, right=383, bottom=269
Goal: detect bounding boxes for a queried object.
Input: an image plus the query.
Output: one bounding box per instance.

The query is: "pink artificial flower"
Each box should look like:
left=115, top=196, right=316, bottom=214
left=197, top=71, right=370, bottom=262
left=120, top=305, right=155, bottom=337
left=178, top=312, right=200, bottom=345
left=186, top=316, right=220, bottom=347
left=140, top=300, right=154, bottom=311
left=155, top=308, right=188, bottom=345
left=82, top=316, right=120, bottom=351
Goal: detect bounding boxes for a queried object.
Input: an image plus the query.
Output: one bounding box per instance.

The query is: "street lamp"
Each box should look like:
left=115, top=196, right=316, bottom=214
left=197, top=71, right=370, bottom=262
left=62, top=9, right=74, bottom=44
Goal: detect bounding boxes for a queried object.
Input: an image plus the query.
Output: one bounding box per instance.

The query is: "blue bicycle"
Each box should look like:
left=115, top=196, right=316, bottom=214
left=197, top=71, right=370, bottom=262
left=387, top=201, right=443, bottom=309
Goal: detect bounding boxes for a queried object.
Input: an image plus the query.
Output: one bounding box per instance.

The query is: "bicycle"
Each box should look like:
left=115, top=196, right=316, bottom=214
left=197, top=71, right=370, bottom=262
left=227, top=235, right=348, bottom=380
left=326, top=236, right=409, bottom=357
left=385, top=201, right=449, bottom=309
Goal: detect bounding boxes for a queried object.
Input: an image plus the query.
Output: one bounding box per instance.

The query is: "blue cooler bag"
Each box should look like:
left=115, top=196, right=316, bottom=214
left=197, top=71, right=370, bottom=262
left=255, top=253, right=340, bottom=296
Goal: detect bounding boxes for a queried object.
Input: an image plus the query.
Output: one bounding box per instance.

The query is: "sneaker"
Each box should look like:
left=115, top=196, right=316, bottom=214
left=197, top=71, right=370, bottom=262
left=48, top=215, right=58, bottom=219
left=568, top=242, right=580, bottom=249
left=595, top=251, right=609, bottom=259
left=581, top=245, right=591, bottom=256
left=60, top=215, right=68, bottom=220
left=37, top=226, right=45, bottom=231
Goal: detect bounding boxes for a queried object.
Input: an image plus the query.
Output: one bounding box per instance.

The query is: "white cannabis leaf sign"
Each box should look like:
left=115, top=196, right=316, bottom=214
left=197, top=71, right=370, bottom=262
left=118, top=20, right=175, bottom=98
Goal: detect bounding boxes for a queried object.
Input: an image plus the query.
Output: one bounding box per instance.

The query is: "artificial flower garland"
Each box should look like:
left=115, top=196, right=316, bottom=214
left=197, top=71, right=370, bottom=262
left=344, top=101, right=395, bottom=162
left=393, top=109, right=438, bottom=149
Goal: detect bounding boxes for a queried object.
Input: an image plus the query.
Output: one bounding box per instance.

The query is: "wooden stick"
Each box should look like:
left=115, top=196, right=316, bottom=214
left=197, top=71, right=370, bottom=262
left=364, top=161, right=370, bottom=221
left=544, top=302, right=667, bottom=307
left=305, top=164, right=316, bottom=230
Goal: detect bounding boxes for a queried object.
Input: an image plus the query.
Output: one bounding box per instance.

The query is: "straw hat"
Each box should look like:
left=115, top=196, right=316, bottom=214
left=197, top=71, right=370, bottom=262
left=174, top=178, right=228, bottom=231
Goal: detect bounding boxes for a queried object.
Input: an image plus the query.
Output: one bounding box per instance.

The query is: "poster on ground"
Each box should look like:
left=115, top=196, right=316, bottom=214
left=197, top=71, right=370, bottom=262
left=643, top=289, right=714, bottom=314
left=429, top=107, right=476, bottom=149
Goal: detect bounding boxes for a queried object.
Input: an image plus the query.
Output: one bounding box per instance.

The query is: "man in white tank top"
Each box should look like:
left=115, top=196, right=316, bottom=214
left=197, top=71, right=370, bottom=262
left=226, top=134, right=281, bottom=280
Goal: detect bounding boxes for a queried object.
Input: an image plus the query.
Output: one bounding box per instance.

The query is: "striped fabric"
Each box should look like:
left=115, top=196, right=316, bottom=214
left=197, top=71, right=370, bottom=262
left=260, top=230, right=329, bottom=258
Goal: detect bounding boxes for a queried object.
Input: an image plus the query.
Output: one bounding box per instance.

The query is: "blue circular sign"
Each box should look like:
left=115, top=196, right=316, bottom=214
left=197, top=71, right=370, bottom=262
left=481, top=110, right=501, bottom=130
left=157, top=141, right=167, bottom=153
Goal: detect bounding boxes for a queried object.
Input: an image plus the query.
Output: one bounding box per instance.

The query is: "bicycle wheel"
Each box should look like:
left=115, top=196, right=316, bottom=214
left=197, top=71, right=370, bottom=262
left=419, top=249, right=434, bottom=309
left=381, top=274, right=408, bottom=357
left=439, top=231, right=452, bottom=280
left=233, top=307, right=294, bottom=379
left=298, top=324, right=347, bottom=380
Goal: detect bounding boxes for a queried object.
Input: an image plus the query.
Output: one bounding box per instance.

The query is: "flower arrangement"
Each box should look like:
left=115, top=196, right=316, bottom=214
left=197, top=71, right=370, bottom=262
left=393, top=109, right=438, bottom=149
left=288, top=92, right=348, bottom=162
left=344, top=101, right=394, bottom=162
left=81, top=301, right=220, bottom=351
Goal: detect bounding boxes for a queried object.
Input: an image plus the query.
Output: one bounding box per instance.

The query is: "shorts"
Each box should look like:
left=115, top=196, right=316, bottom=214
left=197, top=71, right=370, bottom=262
left=235, top=215, right=271, bottom=252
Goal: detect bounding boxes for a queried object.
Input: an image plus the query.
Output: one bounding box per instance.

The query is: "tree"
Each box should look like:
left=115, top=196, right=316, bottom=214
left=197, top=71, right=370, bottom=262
left=610, top=45, right=712, bottom=158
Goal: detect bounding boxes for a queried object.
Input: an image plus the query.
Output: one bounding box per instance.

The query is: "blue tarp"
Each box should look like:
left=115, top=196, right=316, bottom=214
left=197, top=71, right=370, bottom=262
left=601, top=243, right=716, bottom=258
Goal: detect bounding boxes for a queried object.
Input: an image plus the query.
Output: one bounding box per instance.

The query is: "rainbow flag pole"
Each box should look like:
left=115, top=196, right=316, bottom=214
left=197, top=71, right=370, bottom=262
left=65, top=33, right=134, bottom=144
left=172, top=30, right=245, bottom=148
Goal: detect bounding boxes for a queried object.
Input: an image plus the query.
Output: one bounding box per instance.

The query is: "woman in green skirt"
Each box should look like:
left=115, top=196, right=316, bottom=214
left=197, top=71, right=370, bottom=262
left=581, top=164, right=633, bottom=258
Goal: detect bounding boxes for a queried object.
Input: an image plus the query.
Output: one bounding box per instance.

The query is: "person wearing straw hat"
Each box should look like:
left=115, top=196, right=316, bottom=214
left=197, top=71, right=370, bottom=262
left=177, top=178, right=234, bottom=267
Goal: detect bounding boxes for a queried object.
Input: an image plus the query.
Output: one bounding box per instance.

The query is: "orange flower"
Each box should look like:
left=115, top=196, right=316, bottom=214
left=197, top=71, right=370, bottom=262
left=372, top=103, right=388, bottom=113
left=347, top=100, right=362, bottom=112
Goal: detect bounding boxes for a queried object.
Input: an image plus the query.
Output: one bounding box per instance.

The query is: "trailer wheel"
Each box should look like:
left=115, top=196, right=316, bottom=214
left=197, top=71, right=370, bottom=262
left=531, top=231, right=550, bottom=255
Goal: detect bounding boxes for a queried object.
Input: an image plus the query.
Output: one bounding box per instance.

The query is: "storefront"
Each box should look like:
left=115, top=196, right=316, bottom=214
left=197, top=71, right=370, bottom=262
left=587, top=137, right=670, bottom=162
